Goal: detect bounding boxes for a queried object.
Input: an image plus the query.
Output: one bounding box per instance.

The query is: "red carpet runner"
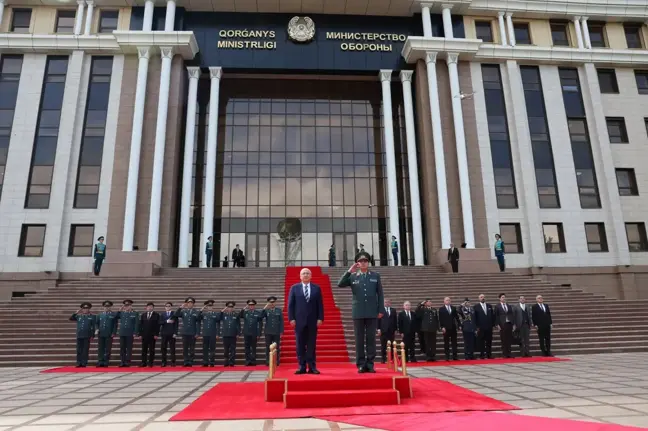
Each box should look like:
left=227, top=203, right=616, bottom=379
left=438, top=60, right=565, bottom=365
left=281, top=266, right=349, bottom=365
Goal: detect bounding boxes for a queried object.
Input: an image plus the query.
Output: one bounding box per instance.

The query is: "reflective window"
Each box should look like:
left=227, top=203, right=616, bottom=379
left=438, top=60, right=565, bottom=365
left=588, top=23, right=607, bottom=48
left=597, top=69, right=618, bottom=94
left=55, top=10, right=76, bottom=34
left=615, top=168, right=639, bottom=196
left=18, top=224, right=46, bottom=257
left=0, top=55, right=23, bottom=201
left=635, top=71, right=648, bottom=95
left=606, top=117, right=628, bottom=143
left=513, top=23, right=531, bottom=44
left=499, top=223, right=523, bottom=254
left=98, top=10, right=119, bottom=33
left=68, top=224, right=94, bottom=256
left=624, top=24, right=644, bottom=49
left=542, top=223, right=566, bottom=253
left=625, top=223, right=648, bottom=252
left=475, top=21, right=493, bottom=42
left=11, top=9, right=31, bottom=33
left=585, top=223, right=608, bottom=252
left=550, top=22, right=569, bottom=46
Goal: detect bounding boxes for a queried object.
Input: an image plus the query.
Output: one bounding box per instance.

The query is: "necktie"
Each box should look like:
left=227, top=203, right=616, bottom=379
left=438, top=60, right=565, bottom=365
left=387, top=308, right=390, bottom=317
left=503, top=304, right=507, bottom=313
left=482, top=303, right=486, bottom=313
left=148, top=312, right=151, bottom=319
left=304, top=284, right=310, bottom=302
left=447, top=306, right=450, bottom=313
left=407, top=311, right=410, bottom=319
left=541, top=304, right=545, bottom=312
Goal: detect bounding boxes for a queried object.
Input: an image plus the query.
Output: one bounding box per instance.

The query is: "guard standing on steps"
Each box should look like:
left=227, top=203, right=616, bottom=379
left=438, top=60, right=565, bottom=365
left=175, top=297, right=201, bottom=367
left=240, top=299, right=264, bottom=366
left=460, top=298, right=477, bottom=360
left=70, top=302, right=95, bottom=368
left=221, top=301, right=240, bottom=366
left=95, top=300, right=118, bottom=367
left=116, top=300, right=139, bottom=367
left=416, top=299, right=440, bottom=362
left=262, top=296, right=284, bottom=366
left=199, top=300, right=221, bottom=367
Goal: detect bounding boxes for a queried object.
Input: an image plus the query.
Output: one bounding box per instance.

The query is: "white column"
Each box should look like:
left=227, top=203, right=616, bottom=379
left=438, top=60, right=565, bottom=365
left=122, top=47, right=151, bottom=251
left=147, top=46, right=174, bottom=251
left=73, top=1, right=84, bottom=35
left=421, top=3, right=433, bottom=37
left=83, top=0, right=94, bottom=35
left=581, top=17, right=592, bottom=49
left=164, top=0, right=176, bottom=31
left=574, top=17, right=584, bottom=48
left=0, top=0, right=4, bottom=33
left=498, top=12, right=508, bottom=46
left=202, top=67, right=223, bottom=268
left=446, top=53, right=475, bottom=248
left=425, top=52, right=451, bottom=249
left=178, top=67, right=201, bottom=268
left=379, top=70, right=401, bottom=265
left=505, top=13, right=515, bottom=47
left=143, top=0, right=154, bottom=31
left=399, top=71, right=424, bottom=266
left=441, top=4, right=454, bottom=38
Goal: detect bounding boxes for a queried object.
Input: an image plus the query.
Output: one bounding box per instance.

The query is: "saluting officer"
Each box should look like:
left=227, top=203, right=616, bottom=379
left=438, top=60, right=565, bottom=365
left=70, top=302, right=95, bottom=368
left=116, top=299, right=139, bottom=367
left=460, top=298, right=477, bottom=360
left=221, top=301, right=241, bottom=366
left=175, top=297, right=201, bottom=367
left=338, top=251, right=385, bottom=374
left=95, top=300, right=118, bottom=367
left=240, top=299, right=263, bottom=366
left=416, top=299, right=440, bottom=362
left=199, top=300, right=221, bottom=367
left=262, top=296, right=284, bottom=366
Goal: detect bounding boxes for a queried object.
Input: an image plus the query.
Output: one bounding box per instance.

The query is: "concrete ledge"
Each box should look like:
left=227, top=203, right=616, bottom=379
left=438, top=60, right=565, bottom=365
left=434, top=248, right=498, bottom=273
left=0, top=272, right=59, bottom=302
left=100, top=251, right=166, bottom=277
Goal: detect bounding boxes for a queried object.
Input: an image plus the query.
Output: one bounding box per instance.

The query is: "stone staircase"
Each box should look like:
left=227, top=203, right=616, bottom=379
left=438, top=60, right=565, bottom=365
left=1, top=266, right=647, bottom=366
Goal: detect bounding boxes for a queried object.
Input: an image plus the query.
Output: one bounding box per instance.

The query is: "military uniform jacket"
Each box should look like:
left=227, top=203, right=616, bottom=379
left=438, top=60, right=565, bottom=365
left=338, top=271, right=385, bottom=319
left=460, top=306, right=476, bottom=332
left=117, top=311, right=139, bottom=336
left=70, top=313, right=96, bottom=338
left=200, top=311, right=221, bottom=337
left=263, top=307, right=284, bottom=335
left=220, top=311, right=241, bottom=337
left=175, top=308, right=201, bottom=336
left=96, top=311, right=118, bottom=337
left=416, top=306, right=440, bottom=332
left=240, top=309, right=263, bottom=337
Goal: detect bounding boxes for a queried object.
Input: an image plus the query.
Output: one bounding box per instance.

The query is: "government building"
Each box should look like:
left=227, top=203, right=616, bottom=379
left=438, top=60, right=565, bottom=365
left=0, top=0, right=647, bottom=297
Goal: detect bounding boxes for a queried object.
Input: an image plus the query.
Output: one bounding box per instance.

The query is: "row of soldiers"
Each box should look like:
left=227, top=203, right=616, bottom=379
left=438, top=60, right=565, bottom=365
left=69, top=296, right=284, bottom=368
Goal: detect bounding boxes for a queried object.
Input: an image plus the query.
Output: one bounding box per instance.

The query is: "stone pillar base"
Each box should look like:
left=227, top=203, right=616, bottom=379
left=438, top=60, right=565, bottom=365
left=100, top=251, right=167, bottom=277
left=434, top=248, right=498, bottom=273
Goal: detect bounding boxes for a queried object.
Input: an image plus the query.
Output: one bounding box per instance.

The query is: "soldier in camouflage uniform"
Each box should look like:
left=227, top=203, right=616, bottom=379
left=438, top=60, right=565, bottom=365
left=460, top=298, right=476, bottom=360
left=416, top=299, right=440, bottom=362
left=95, top=300, right=118, bottom=367
left=221, top=301, right=240, bottom=366
left=175, top=297, right=201, bottom=367
left=199, top=300, right=221, bottom=367
left=116, top=299, right=139, bottom=367
left=70, top=302, right=95, bottom=368
left=262, top=296, right=284, bottom=366
left=240, top=299, right=263, bottom=366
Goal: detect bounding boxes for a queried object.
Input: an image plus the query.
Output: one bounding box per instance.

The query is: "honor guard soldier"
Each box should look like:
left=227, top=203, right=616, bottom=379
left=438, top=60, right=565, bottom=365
left=262, top=296, right=284, bottom=366
left=70, top=302, right=95, bottom=368
left=175, top=297, right=201, bottom=367
left=416, top=299, right=440, bottom=362
left=159, top=302, right=178, bottom=367
left=95, top=300, right=118, bottom=367
left=199, top=300, right=221, bottom=367
left=221, top=301, right=241, bottom=366
left=117, top=300, right=139, bottom=367
left=460, top=298, right=477, bottom=360
left=240, top=299, right=263, bottom=366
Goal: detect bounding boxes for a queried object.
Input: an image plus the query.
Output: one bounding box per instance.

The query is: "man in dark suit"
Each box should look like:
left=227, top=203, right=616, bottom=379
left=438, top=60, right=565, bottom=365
left=288, top=267, right=324, bottom=375
left=159, top=302, right=178, bottom=367
left=447, top=243, right=460, bottom=273
left=495, top=293, right=514, bottom=358
left=513, top=295, right=533, bottom=357
left=439, top=297, right=461, bottom=361
left=377, top=299, right=397, bottom=364
left=139, top=302, right=159, bottom=367
left=532, top=295, right=553, bottom=357
left=231, top=245, right=243, bottom=267
left=397, top=301, right=417, bottom=362
left=474, top=293, right=495, bottom=359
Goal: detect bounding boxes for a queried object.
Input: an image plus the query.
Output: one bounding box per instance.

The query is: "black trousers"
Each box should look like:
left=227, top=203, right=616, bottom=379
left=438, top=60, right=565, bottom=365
left=160, top=335, right=176, bottom=365
left=392, top=250, right=399, bottom=265
left=223, top=336, right=237, bottom=365
left=295, top=324, right=318, bottom=370
left=353, top=318, right=378, bottom=369
left=443, top=329, right=458, bottom=359
left=97, top=336, right=113, bottom=366
left=205, top=250, right=213, bottom=267
left=422, top=331, right=437, bottom=360
left=499, top=323, right=513, bottom=357
left=417, top=331, right=426, bottom=353
left=120, top=336, right=133, bottom=365
left=462, top=330, right=476, bottom=359
left=76, top=337, right=90, bottom=366
left=450, top=260, right=459, bottom=273
left=476, top=328, right=493, bottom=358
left=537, top=325, right=552, bottom=355
left=379, top=331, right=395, bottom=362
left=402, top=332, right=416, bottom=362
left=202, top=336, right=217, bottom=365
left=244, top=335, right=258, bottom=365
left=93, top=258, right=104, bottom=275
left=182, top=335, right=196, bottom=365
left=141, top=336, right=156, bottom=365
left=265, top=334, right=281, bottom=365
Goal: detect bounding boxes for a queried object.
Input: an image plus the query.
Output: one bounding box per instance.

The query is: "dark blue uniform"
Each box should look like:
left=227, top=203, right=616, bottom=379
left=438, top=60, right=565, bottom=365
left=460, top=305, right=476, bottom=360
left=70, top=312, right=95, bottom=367
left=220, top=310, right=241, bottom=366
left=116, top=310, right=139, bottom=366
left=240, top=309, right=263, bottom=366
left=96, top=310, right=118, bottom=366
left=200, top=310, right=221, bottom=366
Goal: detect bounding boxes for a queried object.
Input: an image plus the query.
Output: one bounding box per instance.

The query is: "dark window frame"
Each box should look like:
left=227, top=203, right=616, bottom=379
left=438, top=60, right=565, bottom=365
left=18, top=224, right=46, bottom=257
left=10, top=8, right=32, bottom=33
left=615, top=168, right=639, bottom=196
left=98, top=10, right=119, bottom=33
left=475, top=20, right=494, bottom=43
left=606, top=117, right=629, bottom=143
left=542, top=223, right=566, bottom=253
left=588, top=22, right=607, bottom=48
left=55, top=9, right=76, bottom=34
left=550, top=21, right=570, bottom=46
left=68, top=224, right=95, bottom=257
left=499, top=223, right=523, bottom=254
left=624, top=23, right=644, bottom=49
left=513, top=22, right=531, bottom=44
left=597, top=69, right=619, bottom=94
left=625, top=222, right=648, bottom=252
left=635, top=70, right=648, bottom=95
left=585, top=222, right=609, bottom=252
left=0, top=55, right=24, bottom=202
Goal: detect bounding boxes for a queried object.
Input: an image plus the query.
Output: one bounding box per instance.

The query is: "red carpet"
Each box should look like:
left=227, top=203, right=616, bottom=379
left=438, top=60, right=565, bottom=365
left=41, top=365, right=268, bottom=373
left=392, top=356, right=570, bottom=367
left=282, top=266, right=349, bottom=364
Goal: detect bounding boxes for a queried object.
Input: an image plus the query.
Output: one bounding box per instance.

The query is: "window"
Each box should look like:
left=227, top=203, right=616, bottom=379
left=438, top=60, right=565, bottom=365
left=588, top=22, right=606, bottom=48
left=645, top=118, right=648, bottom=137
left=606, top=117, right=628, bottom=143
left=0, top=55, right=23, bottom=201
left=475, top=21, right=493, bottom=43
left=98, top=10, right=119, bottom=33
left=624, top=24, right=644, bottom=49
left=55, top=10, right=76, bottom=34
left=542, top=223, right=566, bottom=253
left=18, top=224, right=46, bottom=257
left=550, top=22, right=570, bottom=46
left=616, top=168, right=639, bottom=196
left=499, top=223, right=523, bottom=253
left=635, top=71, right=648, bottom=95
left=513, top=23, right=531, bottom=44
left=11, top=9, right=32, bottom=33
left=68, top=224, right=94, bottom=256
left=585, top=223, right=608, bottom=252
left=625, top=223, right=648, bottom=252
left=597, top=69, right=619, bottom=94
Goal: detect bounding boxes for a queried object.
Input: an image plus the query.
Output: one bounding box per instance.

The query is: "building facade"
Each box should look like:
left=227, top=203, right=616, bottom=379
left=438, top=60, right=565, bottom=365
left=0, top=0, right=647, bottom=295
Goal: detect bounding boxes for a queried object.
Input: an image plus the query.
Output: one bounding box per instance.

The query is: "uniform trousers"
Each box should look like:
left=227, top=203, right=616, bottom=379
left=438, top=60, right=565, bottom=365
left=244, top=335, right=258, bottom=365
left=476, top=328, right=493, bottom=358
left=182, top=335, right=196, bottom=365
left=422, top=331, right=437, bottom=360
left=97, top=336, right=113, bottom=366
left=141, top=336, right=156, bottom=365
left=205, top=250, right=213, bottom=267
left=119, top=336, right=133, bottom=365
left=223, top=336, right=237, bottom=366
left=160, top=335, right=176, bottom=365
left=93, top=257, right=104, bottom=275
left=353, top=318, right=377, bottom=369
left=265, top=334, right=281, bottom=366
left=462, top=330, right=476, bottom=359
left=537, top=325, right=552, bottom=355
left=379, top=331, right=395, bottom=362
left=417, top=331, right=426, bottom=353
left=202, top=336, right=217, bottom=365
left=76, top=337, right=91, bottom=366
left=443, top=328, right=458, bottom=359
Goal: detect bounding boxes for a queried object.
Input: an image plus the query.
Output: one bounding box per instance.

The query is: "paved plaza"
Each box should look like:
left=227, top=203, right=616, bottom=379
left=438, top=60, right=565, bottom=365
left=0, top=354, right=647, bottom=430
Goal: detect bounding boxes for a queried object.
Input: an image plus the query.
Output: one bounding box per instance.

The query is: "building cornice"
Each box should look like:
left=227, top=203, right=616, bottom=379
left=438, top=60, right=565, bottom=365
left=402, top=36, right=483, bottom=62
left=475, top=44, right=648, bottom=66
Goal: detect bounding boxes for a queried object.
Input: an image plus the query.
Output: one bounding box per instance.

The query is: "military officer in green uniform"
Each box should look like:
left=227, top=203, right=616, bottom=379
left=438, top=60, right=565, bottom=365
left=221, top=301, right=240, bottom=366
left=199, top=299, right=221, bottom=367
left=95, top=300, right=118, bottom=367
left=240, top=299, right=263, bottom=366
left=262, top=296, right=284, bottom=366
left=175, top=297, right=201, bottom=366
left=338, top=251, right=385, bottom=373
left=416, top=299, right=440, bottom=362
left=116, top=299, right=139, bottom=367
left=70, top=302, right=95, bottom=367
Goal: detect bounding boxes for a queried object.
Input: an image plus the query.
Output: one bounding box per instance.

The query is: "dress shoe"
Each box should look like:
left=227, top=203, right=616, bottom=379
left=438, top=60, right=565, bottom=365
left=161, top=364, right=167, bottom=367
left=366, top=368, right=376, bottom=373
left=202, top=364, right=209, bottom=368
left=209, top=364, right=215, bottom=367
left=148, top=364, right=153, bottom=367
left=380, top=359, right=386, bottom=364
left=139, top=364, right=146, bottom=368
left=308, top=369, right=320, bottom=375
left=358, top=367, right=366, bottom=374
left=295, top=369, right=307, bottom=375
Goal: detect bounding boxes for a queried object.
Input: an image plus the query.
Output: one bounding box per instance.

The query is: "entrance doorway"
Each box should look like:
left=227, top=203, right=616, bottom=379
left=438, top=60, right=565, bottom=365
left=334, top=233, right=357, bottom=267
left=246, top=233, right=270, bottom=267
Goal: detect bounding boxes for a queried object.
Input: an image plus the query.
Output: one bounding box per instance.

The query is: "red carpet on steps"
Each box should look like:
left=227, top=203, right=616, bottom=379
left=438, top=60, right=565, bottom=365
left=282, top=266, right=349, bottom=364
left=41, top=365, right=268, bottom=373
